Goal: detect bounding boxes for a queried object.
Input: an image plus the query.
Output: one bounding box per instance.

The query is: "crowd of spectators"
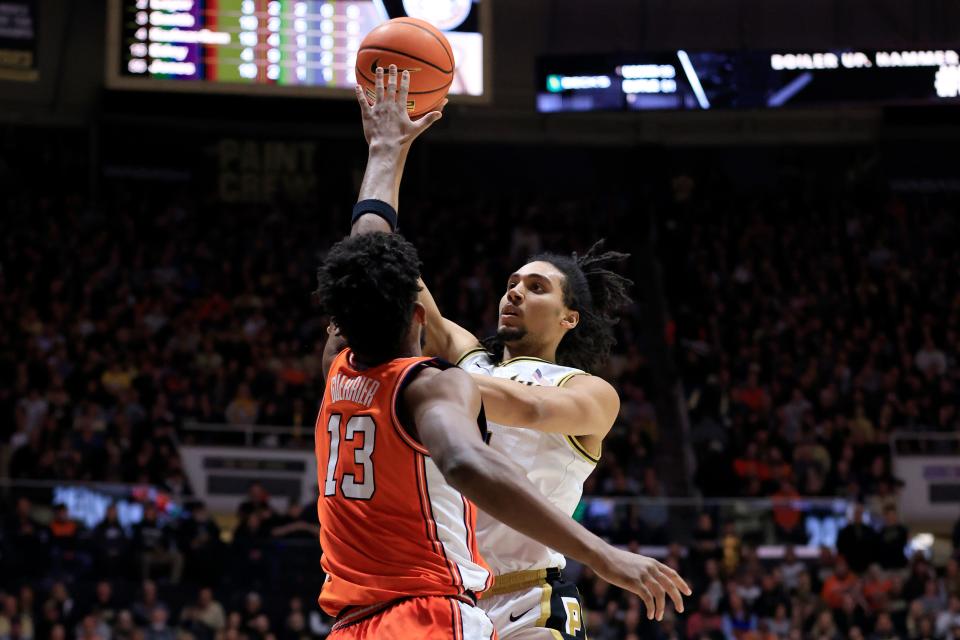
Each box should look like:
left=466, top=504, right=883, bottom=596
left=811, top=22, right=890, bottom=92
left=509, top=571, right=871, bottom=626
left=3, top=491, right=960, bottom=640
left=2, top=132, right=960, bottom=639
left=3, top=147, right=958, bottom=512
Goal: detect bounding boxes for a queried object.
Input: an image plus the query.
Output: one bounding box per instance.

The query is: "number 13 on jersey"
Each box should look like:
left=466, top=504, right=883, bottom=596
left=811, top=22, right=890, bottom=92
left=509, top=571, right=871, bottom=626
left=323, top=413, right=376, bottom=500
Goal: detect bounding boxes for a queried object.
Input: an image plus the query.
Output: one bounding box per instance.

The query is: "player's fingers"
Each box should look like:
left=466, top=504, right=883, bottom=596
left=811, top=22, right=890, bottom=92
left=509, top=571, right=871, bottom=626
left=374, top=66, right=384, bottom=103
left=661, top=565, right=693, bottom=596
left=355, top=85, right=371, bottom=112
left=649, top=579, right=665, bottom=621
left=413, top=110, right=442, bottom=132
left=386, top=64, right=398, bottom=102
left=635, top=585, right=655, bottom=620
left=398, top=70, right=410, bottom=109
left=656, top=570, right=685, bottom=614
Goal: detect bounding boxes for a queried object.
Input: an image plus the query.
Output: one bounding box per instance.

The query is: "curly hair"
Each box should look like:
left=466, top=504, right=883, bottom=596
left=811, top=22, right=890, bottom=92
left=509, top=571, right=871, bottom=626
left=315, top=233, right=422, bottom=363
left=481, top=240, right=633, bottom=373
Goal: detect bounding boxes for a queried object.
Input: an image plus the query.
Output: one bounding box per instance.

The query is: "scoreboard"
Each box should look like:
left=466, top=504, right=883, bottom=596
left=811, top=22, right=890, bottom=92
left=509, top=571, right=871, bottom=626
left=107, top=0, right=486, bottom=98
left=538, top=48, right=960, bottom=112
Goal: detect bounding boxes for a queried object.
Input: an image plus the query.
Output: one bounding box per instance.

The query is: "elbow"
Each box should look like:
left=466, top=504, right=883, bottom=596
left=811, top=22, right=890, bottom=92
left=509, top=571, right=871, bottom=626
left=436, top=448, right=489, bottom=492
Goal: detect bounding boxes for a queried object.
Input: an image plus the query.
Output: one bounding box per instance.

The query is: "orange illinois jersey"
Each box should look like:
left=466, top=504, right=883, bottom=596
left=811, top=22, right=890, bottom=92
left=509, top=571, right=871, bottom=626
left=316, top=349, right=493, bottom=617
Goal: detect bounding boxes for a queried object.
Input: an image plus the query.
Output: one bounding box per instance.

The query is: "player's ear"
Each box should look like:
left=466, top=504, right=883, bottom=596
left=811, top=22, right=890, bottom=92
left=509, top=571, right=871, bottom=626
left=561, top=309, right=579, bottom=331
left=412, top=301, right=426, bottom=326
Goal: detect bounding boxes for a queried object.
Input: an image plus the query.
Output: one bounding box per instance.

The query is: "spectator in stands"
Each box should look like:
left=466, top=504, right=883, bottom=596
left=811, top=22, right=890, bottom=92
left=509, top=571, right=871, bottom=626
left=42, top=583, right=75, bottom=635
left=772, top=480, right=805, bottom=544
left=861, top=564, right=894, bottom=614
left=179, top=503, right=222, bottom=585
left=188, top=588, right=225, bottom=639
left=241, top=593, right=265, bottom=635
left=810, top=609, right=841, bottom=639
left=690, top=512, right=720, bottom=568
left=74, top=614, right=110, bottom=640
left=143, top=607, right=173, bottom=640
left=87, top=581, right=121, bottom=628
left=684, top=594, right=723, bottom=638
left=130, top=581, right=164, bottom=627
left=755, top=572, right=790, bottom=619
left=232, top=514, right=268, bottom=587
left=918, top=579, right=947, bottom=616
left=915, top=337, right=948, bottom=377
left=92, top=504, right=129, bottom=578
left=837, top=505, right=879, bottom=574
left=110, top=611, right=136, bottom=640
left=946, top=558, right=960, bottom=599
left=132, top=505, right=182, bottom=583
left=779, top=546, right=806, bottom=592
left=225, top=384, right=259, bottom=426
left=721, top=593, right=757, bottom=640
left=4, top=498, right=48, bottom=580
left=870, top=613, right=898, bottom=640
left=282, top=597, right=310, bottom=640
left=0, top=595, right=33, bottom=640
left=238, top=483, right=273, bottom=520
left=823, top=558, right=859, bottom=610
left=937, top=596, right=960, bottom=639
left=47, top=504, right=82, bottom=574
left=876, top=506, right=909, bottom=570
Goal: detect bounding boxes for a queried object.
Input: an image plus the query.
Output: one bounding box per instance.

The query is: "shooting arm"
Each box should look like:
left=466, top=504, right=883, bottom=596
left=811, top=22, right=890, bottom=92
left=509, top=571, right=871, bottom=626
left=470, top=373, right=619, bottom=438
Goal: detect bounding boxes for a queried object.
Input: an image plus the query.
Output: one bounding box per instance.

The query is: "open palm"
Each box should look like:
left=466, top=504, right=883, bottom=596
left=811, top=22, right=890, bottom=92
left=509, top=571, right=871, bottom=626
left=355, top=64, right=446, bottom=148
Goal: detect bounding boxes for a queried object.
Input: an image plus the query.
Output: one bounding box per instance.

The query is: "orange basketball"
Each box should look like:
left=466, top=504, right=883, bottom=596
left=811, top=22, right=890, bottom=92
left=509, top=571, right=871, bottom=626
left=356, top=17, right=455, bottom=118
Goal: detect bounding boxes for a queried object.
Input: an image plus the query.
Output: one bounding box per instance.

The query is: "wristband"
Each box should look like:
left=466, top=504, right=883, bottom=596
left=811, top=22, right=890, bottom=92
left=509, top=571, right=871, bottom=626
left=352, top=199, right=398, bottom=231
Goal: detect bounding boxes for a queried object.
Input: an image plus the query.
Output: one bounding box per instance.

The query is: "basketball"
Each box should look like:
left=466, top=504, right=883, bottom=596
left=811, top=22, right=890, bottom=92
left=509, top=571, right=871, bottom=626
left=356, top=17, right=455, bottom=118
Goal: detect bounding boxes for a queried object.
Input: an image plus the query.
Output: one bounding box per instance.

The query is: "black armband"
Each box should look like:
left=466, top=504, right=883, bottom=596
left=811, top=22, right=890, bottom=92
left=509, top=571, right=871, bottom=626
left=352, top=199, right=398, bottom=232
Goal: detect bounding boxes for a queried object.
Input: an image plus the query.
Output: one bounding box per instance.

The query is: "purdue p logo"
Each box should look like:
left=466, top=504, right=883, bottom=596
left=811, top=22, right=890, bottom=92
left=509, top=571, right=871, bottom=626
left=561, top=597, right=583, bottom=636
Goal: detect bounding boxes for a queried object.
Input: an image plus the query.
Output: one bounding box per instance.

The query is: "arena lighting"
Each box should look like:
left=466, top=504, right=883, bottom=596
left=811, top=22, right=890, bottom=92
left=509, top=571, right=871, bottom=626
left=676, top=49, right=710, bottom=109
left=906, top=532, right=936, bottom=561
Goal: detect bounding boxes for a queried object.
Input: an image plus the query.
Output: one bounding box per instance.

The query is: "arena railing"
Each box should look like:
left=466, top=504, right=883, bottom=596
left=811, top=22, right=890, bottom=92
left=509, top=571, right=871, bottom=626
left=180, top=421, right=313, bottom=449
left=2, top=476, right=855, bottom=558
left=890, top=429, right=960, bottom=455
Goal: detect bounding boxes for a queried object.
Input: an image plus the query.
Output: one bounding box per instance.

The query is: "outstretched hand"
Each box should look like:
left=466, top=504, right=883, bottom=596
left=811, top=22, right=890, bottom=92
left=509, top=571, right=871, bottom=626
left=592, top=546, right=692, bottom=621
left=355, top=64, right=446, bottom=148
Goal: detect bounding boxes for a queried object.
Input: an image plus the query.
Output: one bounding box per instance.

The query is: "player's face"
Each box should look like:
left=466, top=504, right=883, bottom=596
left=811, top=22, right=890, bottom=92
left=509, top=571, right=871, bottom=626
left=498, top=261, right=578, bottom=345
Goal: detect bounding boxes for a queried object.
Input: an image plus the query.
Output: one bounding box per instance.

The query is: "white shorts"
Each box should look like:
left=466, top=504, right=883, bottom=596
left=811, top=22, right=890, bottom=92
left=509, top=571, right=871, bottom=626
left=479, top=569, right=587, bottom=640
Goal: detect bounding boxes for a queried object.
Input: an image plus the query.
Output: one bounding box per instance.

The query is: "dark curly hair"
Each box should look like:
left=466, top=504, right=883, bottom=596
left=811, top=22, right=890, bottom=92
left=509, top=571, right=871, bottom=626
left=315, top=233, right=422, bottom=363
left=481, top=240, right=633, bottom=373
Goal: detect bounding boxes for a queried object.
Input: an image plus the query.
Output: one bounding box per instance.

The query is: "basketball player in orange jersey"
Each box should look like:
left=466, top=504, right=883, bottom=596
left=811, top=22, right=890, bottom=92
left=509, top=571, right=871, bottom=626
left=354, top=69, right=690, bottom=640
left=317, top=69, right=690, bottom=637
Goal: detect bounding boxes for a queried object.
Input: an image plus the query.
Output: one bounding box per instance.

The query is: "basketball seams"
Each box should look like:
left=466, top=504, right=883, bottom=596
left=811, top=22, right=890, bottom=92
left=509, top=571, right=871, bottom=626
left=393, top=18, right=455, bottom=70
left=357, top=44, right=453, bottom=75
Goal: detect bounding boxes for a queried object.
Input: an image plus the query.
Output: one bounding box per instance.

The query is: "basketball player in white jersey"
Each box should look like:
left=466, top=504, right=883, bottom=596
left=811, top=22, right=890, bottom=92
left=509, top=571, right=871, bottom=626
left=348, top=65, right=691, bottom=638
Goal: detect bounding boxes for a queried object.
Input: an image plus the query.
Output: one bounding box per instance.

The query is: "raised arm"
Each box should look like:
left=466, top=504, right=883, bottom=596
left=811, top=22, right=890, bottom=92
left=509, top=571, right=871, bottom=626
left=470, top=372, right=619, bottom=438
left=322, top=65, right=443, bottom=377
left=405, top=367, right=690, bottom=621
left=350, top=65, right=480, bottom=363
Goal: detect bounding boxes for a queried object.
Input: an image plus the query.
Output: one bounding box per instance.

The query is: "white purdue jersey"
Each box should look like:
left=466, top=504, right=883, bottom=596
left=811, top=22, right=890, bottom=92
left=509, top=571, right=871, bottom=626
left=457, top=349, right=600, bottom=575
